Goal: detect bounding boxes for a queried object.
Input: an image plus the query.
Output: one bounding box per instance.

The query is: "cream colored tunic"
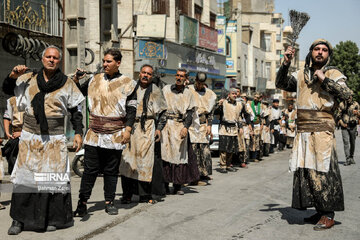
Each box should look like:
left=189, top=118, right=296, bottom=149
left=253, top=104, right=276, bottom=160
left=12, top=72, right=85, bottom=186
left=219, top=100, right=243, bottom=136
left=119, top=85, right=167, bottom=182
left=4, top=96, right=23, bottom=128
left=161, top=85, right=195, bottom=164
left=261, top=105, right=271, bottom=143
left=285, top=109, right=296, bottom=137
left=290, top=69, right=346, bottom=173
left=83, top=73, right=137, bottom=150
left=188, top=85, right=217, bottom=143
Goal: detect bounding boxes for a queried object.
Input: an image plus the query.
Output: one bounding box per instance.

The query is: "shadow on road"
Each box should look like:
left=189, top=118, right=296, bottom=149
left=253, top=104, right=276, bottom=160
left=259, top=203, right=342, bottom=226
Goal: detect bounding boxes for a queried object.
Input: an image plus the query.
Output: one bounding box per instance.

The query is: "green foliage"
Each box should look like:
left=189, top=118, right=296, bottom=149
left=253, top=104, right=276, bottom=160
left=331, top=41, right=360, bottom=102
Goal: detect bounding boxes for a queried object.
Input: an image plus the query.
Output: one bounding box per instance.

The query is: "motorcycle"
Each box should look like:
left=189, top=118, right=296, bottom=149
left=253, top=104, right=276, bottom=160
left=72, top=148, right=84, bottom=177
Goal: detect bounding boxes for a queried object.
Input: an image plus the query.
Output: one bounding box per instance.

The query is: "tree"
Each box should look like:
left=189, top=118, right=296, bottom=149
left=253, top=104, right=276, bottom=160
left=331, top=41, right=360, bottom=102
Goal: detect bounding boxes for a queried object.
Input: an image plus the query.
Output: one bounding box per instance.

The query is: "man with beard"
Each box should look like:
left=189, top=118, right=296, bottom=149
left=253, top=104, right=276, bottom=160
left=337, top=93, right=359, bottom=166
left=73, top=48, right=137, bottom=216
left=261, top=100, right=271, bottom=157
left=161, top=69, right=199, bottom=195
left=119, top=64, right=167, bottom=203
left=235, top=90, right=251, bottom=168
left=276, top=39, right=352, bottom=230
left=269, top=99, right=281, bottom=152
left=2, top=96, right=23, bottom=174
left=215, top=88, right=245, bottom=173
left=188, top=72, right=217, bottom=183
left=247, top=92, right=262, bottom=161
left=240, top=93, right=251, bottom=165
left=2, top=46, right=84, bottom=234
left=284, top=102, right=296, bottom=148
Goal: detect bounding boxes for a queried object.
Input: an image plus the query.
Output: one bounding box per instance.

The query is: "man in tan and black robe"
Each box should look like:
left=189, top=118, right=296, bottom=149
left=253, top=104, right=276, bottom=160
left=188, top=72, right=217, bottom=183
left=73, top=48, right=137, bottom=216
left=2, top=96, right=24, bottom=174
left=247, top=92, right=262, bottom=161
left=161, top=69, right=199, bottom=195
left=215, top=88, right=245, bottom=173
left=119, top=64, right=167, bottom=203
left=284, top=102, right=296, bottom=148
left=276, top=39, right=352, bottom=230
left=3, top=46, right=84, bottom=234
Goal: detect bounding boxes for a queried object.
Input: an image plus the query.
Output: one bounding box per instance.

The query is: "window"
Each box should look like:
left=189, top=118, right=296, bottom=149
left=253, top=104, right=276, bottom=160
left=194, top=4, right=202, bottom=22
left=176, top=0, right=190, bottom=16
left=210, top=12, right=216, bottom=28
left=264, top=33, right=271, bottom=52
left=226, top=36, right=231, bottom=57
left=265, top=62, right=271, bottom=79
left=255, top=58, right=258, bottom=77
left=261, top=60, right=264, bottom=77
left=276, top=50, right=282, bottom=55
left=244, top=55, right=248, bottom=77
left=276, top=33, right=281, bottom=42
left=152, top=0, right=170, bottom=16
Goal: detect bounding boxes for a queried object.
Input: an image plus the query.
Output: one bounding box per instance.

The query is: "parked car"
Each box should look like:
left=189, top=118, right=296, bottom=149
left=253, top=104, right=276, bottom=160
left=210, top=117, right=220, bottom=156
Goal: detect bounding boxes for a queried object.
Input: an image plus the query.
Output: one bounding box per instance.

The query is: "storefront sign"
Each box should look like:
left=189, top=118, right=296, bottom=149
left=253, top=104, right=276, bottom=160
left=179, top=15, right=198, bottom=46
left=139, top=40, right=164, bottom=59
left=198, top=23, right=218, bottom=51
left=226, top=60, right=234, bottom=69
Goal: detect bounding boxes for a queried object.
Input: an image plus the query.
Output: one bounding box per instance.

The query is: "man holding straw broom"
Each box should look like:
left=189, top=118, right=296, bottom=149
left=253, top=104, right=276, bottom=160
left=276, top=39, right=352, bottom=230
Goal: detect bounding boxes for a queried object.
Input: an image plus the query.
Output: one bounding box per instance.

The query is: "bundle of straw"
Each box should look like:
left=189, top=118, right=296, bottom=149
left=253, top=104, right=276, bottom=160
left=289, top=10, right=310, bottom=47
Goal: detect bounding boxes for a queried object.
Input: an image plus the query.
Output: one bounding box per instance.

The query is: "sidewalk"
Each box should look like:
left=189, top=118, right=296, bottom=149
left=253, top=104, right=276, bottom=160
left=0, top=151, right=153, bottom=240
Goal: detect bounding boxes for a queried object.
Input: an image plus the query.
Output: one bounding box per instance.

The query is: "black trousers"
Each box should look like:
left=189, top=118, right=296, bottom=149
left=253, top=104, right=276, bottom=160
left=270, top=130, right=280, bottom=151
left=79, top=145, right=122, bottom=202
left=121, top=176, right=152, bottom=200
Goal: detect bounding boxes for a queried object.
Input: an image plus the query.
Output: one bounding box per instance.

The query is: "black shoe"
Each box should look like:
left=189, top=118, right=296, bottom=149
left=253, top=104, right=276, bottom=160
left=304, top=213, right=322, bottom=224
left=120, top=197, right=132, bottom=204
left=105, top=202, right=118, bottom=215
left=344, top=162, right=351, bottom=166
left=226, top=167, right=236, bottom=172
left=350, top=158, right=356, bottom=164
left=8, top=220, right=23, bottom=235
left=219, top=168, right=227, bottom=173
left=46, top=225, right=56, bottom=232
left=73, top=200, right=88, bottom=217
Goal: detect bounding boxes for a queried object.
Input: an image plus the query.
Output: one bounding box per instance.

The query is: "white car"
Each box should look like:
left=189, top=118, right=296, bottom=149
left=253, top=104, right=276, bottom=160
left=210, top=117, right=220, bottom=155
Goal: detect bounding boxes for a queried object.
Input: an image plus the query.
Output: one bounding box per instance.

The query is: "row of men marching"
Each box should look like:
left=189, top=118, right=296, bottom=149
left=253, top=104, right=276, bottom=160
left=216, top=88, right=297, bottom=173
left=0, top=46, right=298, bottom=235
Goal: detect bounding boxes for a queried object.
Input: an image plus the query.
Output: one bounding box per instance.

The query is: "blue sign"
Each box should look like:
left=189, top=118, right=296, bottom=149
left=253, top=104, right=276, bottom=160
left=139, top=40, right=164, bottom=59
left=218, top=48, right=224, bottom=54
left=226, top=60, right=234, bottom=69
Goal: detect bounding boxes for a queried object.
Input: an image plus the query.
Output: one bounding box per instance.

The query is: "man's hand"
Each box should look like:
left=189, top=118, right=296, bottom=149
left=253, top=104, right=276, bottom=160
left=218, top=99, right=224, bottom=105
left=271, top=129, right=275, bottom=133
left=180, top=127, right=188, bottom=139
left=12, top=131, right=21, bottom=139
left=206, top=126, right=211, bottom=136
left=120, top=127, right=132, bottom=144
left=284, top=46, right=295, bottom=66
left=314, top=70, right=326, bottom=82
left=155, top=129, right=161, bottom=142
left=239, top=128, right=244, bottom=135
left=5, top=132, right=13, bottom=139
left=73, top=134, right=83, bottom=152
left=72, top=68, right=87, bottom=83
left=9, top=65, right=28, bottom=79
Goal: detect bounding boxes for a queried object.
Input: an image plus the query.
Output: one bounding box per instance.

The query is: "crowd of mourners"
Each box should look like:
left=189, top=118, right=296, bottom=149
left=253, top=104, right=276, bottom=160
left=0, top=39, right=359, bottom=235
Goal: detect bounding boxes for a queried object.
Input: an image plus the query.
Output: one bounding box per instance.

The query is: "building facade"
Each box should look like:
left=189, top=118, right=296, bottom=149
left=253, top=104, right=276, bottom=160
left=0, top=0, right=63, bottom=137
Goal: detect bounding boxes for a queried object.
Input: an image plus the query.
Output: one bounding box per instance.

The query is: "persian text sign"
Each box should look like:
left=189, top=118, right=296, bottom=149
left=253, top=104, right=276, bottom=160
left=198, top=23, right=218, bottom=51
left=179, top=15, right=198, bottom=46
left=139, top=40, right=164, bottom=59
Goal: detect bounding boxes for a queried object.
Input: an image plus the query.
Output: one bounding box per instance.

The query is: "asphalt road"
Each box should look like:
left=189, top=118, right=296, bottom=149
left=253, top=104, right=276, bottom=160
left=0, top=130, right=359, bottom=240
